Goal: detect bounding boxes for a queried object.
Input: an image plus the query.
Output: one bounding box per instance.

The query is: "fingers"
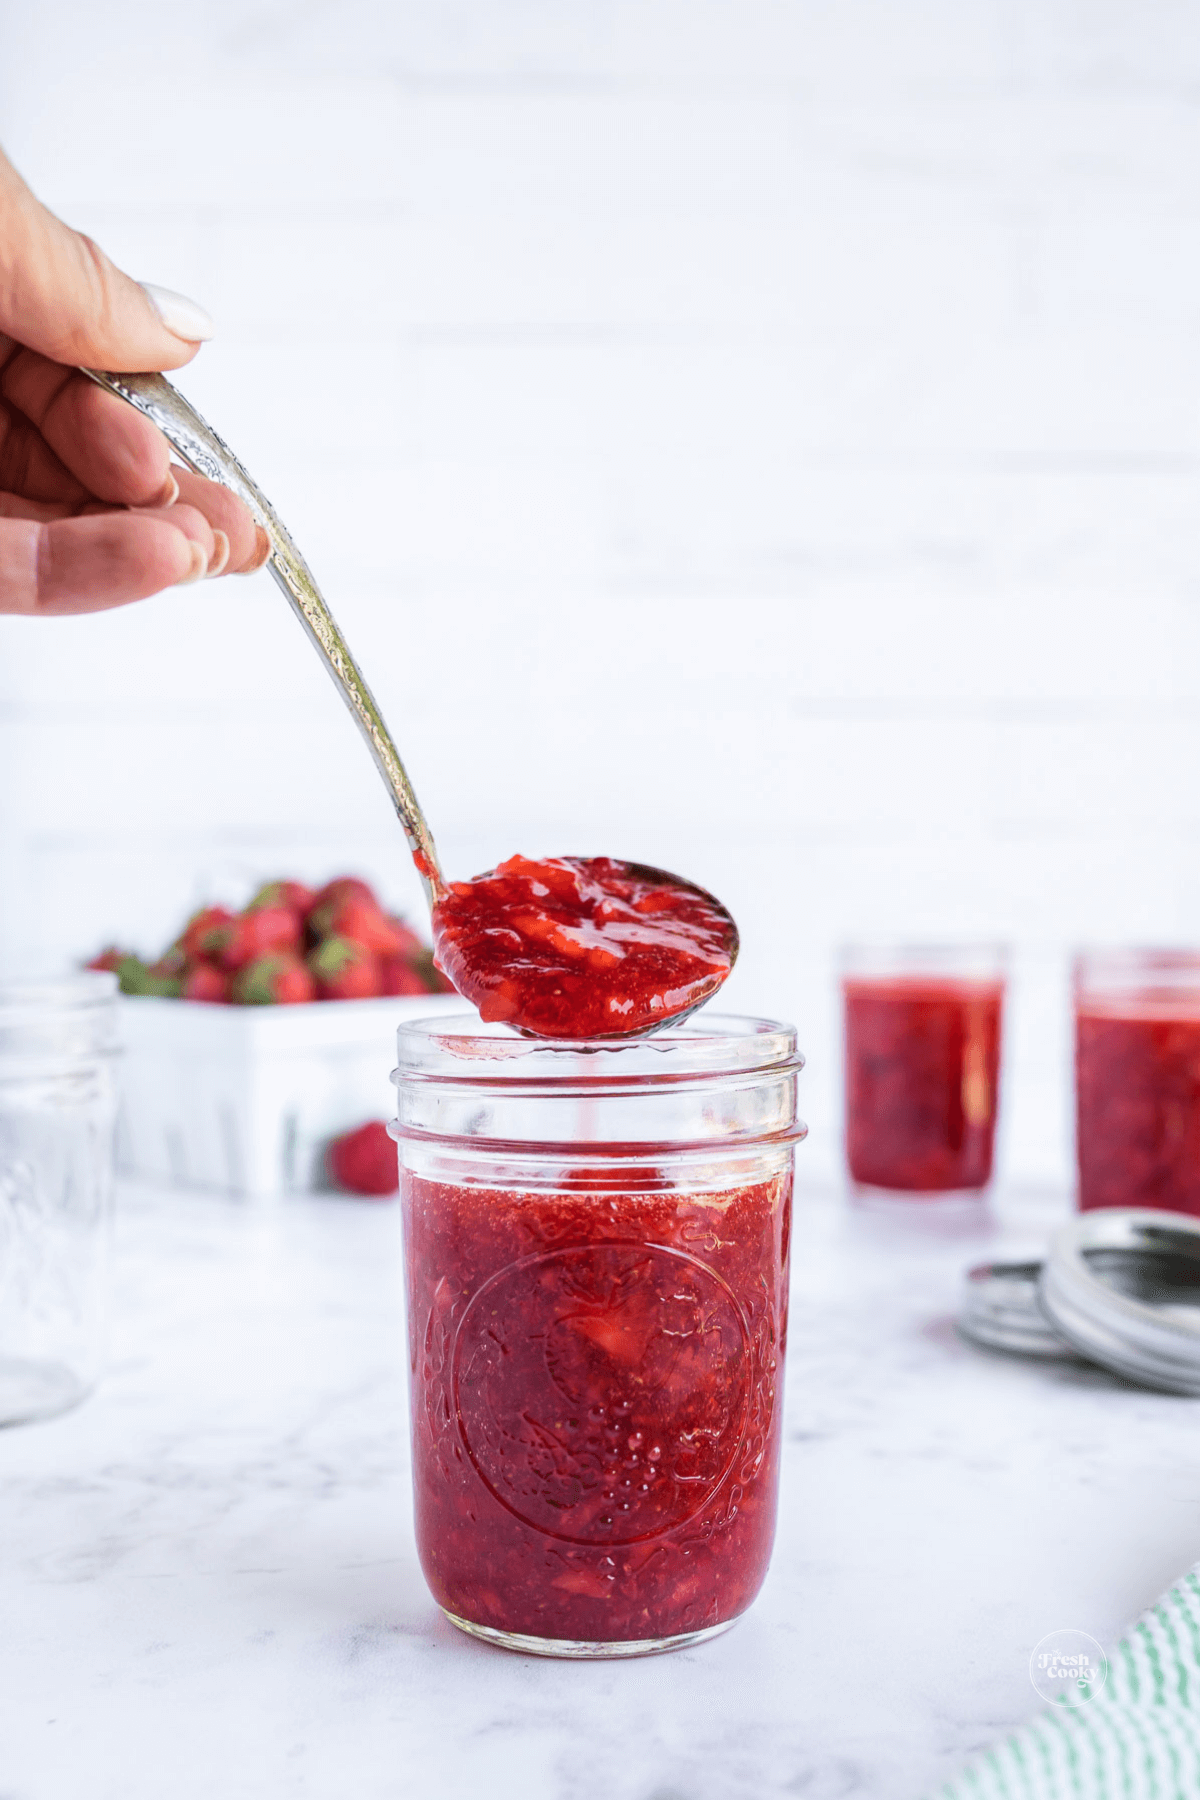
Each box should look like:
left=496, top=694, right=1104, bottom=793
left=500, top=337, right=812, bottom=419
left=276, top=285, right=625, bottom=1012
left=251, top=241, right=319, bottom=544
left=0, top=511, right=218, bottom=615
left=0, top=377, right=90, bottom=505
left=172, top=467, right=270, bottom=573
left=118, top=500, right=220, bottom=570
left=1, top=351, right=269, bottom=565
left=0, top=151, right=208, bottom=371
left=1, top=347, right=173, bottom=505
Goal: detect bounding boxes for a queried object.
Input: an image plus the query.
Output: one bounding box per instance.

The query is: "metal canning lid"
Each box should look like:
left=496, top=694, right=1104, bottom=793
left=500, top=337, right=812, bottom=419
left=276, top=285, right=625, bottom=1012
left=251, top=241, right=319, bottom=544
left=1039, top=1209, right=1200, bottom=1396
left=958, top=1260, right=1079, bottom=1360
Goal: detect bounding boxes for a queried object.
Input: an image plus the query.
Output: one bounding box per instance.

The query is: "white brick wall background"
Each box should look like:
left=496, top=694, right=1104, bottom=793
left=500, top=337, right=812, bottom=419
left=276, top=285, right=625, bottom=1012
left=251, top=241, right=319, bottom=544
left=3, top=0, right=1199, bottom=1185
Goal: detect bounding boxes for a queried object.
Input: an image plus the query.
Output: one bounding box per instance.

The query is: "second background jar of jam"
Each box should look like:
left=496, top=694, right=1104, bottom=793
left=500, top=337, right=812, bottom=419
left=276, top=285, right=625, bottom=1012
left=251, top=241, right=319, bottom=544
left=1076, top=949, right=1200, bottom=1215
left=392, top=1013, right=804, bottom=1658
left=841, top=944, right=1006, bottom=1198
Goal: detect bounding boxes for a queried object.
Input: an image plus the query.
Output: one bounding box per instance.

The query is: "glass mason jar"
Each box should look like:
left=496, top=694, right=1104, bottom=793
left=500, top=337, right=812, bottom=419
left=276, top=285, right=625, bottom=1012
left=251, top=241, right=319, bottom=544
left=0, top=973, right=119, bottom=1425
left=1075, top=949, right=1200, bottom=1215
left=841, top=945, right=1006, bottom=1197
left=391, top=1013, right=804, bottom=1659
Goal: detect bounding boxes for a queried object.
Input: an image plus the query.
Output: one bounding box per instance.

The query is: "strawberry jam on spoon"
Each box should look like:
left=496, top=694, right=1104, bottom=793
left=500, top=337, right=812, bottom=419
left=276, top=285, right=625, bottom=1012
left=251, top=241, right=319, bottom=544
left=432, top=855, right=738, bottom=1039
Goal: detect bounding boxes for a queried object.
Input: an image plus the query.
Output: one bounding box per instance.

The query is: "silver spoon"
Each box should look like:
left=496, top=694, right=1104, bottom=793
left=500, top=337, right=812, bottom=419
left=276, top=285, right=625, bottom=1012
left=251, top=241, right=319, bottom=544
left=81, top=369, right=738, bottom=1031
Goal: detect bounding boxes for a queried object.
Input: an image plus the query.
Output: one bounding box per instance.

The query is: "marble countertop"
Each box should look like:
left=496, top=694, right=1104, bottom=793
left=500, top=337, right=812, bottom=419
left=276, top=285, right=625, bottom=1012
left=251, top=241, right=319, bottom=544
left=3, top=1178, right=1197, bottom=1800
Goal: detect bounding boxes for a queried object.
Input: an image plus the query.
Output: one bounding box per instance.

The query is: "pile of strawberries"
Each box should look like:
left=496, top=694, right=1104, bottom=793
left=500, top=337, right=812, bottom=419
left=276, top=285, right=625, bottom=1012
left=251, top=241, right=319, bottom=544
left=88, top=876, right=453, bottom=1005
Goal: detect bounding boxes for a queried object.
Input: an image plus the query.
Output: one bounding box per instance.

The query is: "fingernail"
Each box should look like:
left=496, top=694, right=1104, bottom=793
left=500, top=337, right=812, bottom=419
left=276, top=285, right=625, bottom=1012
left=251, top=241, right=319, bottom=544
left=205, top=530, right=230, bottom=578
left=180, top=542, right=208, bottom=585
left=154, top=471, right=180, bottom=508
left=238, top=525, right=272, bottom=574
left=140, top=282, right=216, bottom=344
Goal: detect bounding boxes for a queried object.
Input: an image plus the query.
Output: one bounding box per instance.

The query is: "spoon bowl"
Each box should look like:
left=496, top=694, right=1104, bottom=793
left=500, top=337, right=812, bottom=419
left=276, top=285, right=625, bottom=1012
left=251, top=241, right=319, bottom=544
left=431, top=854, right=738, bottom=1040
left=587, top=860, right=739, bottom=1039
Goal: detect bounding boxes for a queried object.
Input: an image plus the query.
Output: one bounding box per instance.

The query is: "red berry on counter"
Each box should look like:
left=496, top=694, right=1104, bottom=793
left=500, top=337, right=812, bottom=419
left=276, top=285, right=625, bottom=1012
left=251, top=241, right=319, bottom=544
left=307, top=935, right=382, bottom=1000
left=183, top=962, right=230, bottom=1004
left=328, top=1120, right=398, bottom=1197
left=219, top=905, right=302, bottom=971
left=232, top=952, right=317, bottom=1005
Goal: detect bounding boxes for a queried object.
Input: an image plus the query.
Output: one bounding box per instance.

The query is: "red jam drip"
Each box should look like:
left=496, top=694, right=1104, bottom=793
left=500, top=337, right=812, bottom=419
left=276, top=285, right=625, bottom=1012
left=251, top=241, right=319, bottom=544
left=431, top=855, right=736, bottom=1038
left=843, top=976, right=1003, bottom=1192
left=1077, top=995, right=1200, bottom=1214
left=402, top=1166, right=790, bottom=1643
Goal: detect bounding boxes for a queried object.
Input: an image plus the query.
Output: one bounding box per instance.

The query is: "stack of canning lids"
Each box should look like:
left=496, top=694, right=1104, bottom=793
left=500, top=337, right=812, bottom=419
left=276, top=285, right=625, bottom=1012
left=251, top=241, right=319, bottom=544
left=959, top=1210, right=1200, bottom=1395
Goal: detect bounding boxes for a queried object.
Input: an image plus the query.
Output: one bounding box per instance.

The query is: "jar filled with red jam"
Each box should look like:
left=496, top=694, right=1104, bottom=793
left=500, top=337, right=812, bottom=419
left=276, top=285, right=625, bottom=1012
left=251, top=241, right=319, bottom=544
left=1076, top=949, right=1200, bottom=1215
left=390, top=1013, right=804, bottom=1658
left=841, top=945, right=1006, bottom=1198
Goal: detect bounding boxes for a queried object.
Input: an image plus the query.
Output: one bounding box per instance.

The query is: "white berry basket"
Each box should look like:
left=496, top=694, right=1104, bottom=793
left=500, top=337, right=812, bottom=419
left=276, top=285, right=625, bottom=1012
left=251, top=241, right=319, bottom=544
left=116, top=993, right=465, bottom=1198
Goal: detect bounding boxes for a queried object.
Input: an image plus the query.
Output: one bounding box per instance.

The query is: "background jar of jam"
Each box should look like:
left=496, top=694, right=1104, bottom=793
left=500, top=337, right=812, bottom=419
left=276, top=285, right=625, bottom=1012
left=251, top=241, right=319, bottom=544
left=1075, top=949, right=1200, bottom=1215
left=391, top=1013, right=805, bottom=1658
left=841, top=945, right=1006, bottom=1198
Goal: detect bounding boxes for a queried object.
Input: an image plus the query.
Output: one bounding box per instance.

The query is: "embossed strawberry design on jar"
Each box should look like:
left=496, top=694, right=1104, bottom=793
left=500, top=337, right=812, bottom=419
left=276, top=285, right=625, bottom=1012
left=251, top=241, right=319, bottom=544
left=392, top=1014, right=805, bottom=1658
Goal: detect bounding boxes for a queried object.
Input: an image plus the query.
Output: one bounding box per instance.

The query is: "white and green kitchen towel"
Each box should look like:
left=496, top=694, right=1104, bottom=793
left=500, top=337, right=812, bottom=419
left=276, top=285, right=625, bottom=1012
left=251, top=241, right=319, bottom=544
left=933, top=1565, right=1200, bottom=1798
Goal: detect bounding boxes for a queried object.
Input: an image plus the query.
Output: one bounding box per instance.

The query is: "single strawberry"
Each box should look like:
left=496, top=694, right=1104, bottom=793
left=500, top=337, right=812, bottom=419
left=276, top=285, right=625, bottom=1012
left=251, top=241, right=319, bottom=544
left=86, top=946, right=135, bottom=975
left=150, top=944, right=189, bottom=979
left=180, top=906, right=237, bottom=963
left=411, top=946, right=455, bottom=994
left=219, top=905, right=301, bottom=971
left=328, top=1120, right=398, bottom=1197
left=311, top=876, right=378, bottom=914
left=307, top=934, right=382, bottom=1000
left=232, top=952, right=316, bottom=1005
left=379, top=954, right=430, bottom=997
left=308, top=890, right=405, bottom=955
left=86, top=949, right=153, bottom=995
left=386, top=914, right=427, bottom=958
left=246, top=879, right=317, bottom=919
left=125, top=960, right=184, bottom=998
left=183, top=962, right=230, bottom=1004
left=380, top=946, right=455, bottom=995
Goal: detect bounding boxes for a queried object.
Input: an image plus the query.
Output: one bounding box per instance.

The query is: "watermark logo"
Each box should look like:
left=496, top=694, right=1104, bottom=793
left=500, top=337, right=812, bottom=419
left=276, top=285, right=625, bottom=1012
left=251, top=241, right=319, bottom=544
left=1030, top=1629, right=1108, bottom=1708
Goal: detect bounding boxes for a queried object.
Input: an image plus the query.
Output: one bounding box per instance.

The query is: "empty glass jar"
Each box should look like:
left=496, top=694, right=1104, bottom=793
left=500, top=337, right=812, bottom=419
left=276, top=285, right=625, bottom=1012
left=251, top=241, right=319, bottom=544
left=0, top=973, right=119, bottom=1424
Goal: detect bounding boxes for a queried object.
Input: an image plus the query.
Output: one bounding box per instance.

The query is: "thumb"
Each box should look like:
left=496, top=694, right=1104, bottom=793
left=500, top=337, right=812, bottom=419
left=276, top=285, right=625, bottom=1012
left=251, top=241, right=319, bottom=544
left=0, top=149, right=214, bottom=371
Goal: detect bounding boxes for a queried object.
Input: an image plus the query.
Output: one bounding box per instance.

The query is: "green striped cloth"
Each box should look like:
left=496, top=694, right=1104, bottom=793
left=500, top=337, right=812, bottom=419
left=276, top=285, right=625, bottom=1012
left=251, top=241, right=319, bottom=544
left=932, top=1567, right=1200, bottom=1798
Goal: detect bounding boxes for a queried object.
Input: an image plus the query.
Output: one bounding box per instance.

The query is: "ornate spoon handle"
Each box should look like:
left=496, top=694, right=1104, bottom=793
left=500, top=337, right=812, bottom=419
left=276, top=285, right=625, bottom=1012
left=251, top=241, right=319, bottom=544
left=80, top=367, right=446, bottom=908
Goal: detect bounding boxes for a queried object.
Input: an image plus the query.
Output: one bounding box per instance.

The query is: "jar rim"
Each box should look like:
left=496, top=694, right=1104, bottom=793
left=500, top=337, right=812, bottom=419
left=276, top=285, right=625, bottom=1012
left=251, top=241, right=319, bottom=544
left=840, top=943, right=1007, bottom=978
left=1075, top=947, right=1200, bottom=979
left=394, top=1011, right=800, bottom=1085
left=0, top=970, right=117, bottom=1016
left=1074, top=947, right=1200, bottom=1016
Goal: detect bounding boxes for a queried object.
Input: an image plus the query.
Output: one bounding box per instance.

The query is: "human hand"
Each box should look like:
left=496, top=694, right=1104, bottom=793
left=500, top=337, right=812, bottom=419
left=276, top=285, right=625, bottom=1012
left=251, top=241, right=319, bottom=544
left=0, top=149, right=268, bottom=616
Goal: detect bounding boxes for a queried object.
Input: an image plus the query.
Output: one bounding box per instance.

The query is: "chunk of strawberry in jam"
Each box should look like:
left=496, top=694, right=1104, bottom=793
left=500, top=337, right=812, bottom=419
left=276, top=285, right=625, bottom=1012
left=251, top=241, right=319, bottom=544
left=431, top=856, right=737, bottom=1039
